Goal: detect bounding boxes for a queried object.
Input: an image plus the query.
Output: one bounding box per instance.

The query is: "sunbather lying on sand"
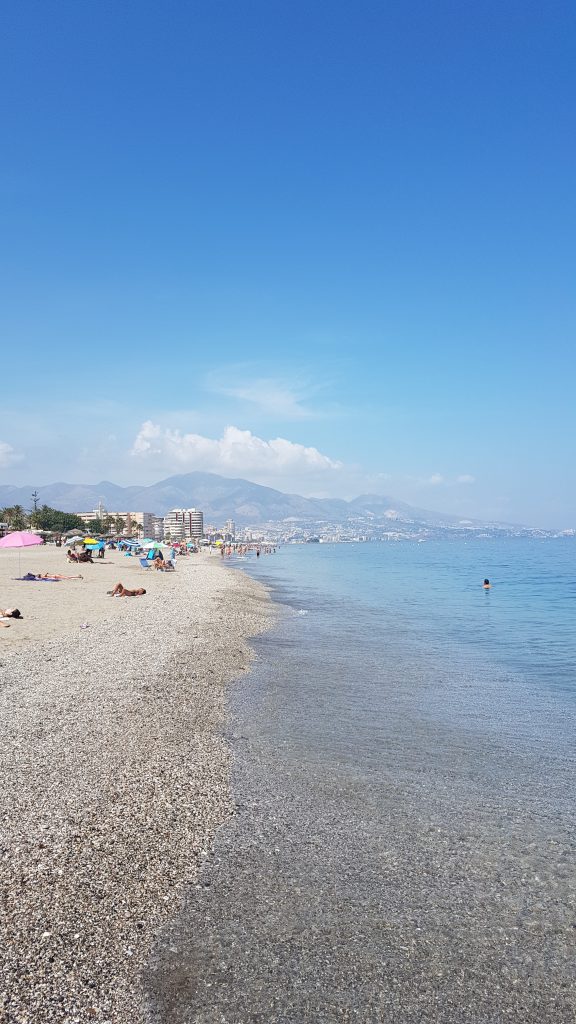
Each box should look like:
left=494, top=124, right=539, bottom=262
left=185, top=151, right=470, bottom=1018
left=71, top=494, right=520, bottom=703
left=0, top=608, right=23, bottom=628
left=107, top=583, right=146, bottom=597
left=21, top=572, right=83, bottom=581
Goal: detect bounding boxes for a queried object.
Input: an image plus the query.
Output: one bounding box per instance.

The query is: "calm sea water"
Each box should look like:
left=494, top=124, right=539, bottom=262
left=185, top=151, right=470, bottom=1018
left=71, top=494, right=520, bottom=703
left=146, top=539, right=576, bottom=1024
left=249, top=537, right=576, bottom=697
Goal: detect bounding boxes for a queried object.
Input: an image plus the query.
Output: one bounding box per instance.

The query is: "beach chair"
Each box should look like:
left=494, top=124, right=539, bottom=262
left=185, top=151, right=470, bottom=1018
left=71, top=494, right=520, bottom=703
left=139, top=558, right=151, bottom=570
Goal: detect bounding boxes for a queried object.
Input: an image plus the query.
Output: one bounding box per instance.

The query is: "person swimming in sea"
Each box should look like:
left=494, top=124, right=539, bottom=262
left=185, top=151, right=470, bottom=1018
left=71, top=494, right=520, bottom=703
left=483, top=578, right=491, bottom=589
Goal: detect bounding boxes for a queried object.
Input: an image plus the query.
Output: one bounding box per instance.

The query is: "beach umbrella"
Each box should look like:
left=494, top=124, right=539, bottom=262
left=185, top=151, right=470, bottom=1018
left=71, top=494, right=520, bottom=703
left=141, top=540, right=163, bottom=549
left=0, top=531, right=44, bottom=548
left=0, top=530, right=44, bottom=575
left=65, top=535, right=84, bottom=545
left=83, top=537, right=97, bottom=545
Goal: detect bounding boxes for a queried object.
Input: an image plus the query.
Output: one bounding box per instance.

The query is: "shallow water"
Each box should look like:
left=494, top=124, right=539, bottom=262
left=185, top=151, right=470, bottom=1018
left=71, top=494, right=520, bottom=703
left=145, top=540, right=576, bottom=1023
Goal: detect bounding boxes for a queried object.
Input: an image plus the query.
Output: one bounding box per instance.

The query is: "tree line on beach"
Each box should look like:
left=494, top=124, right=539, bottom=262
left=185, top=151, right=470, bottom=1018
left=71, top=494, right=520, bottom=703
left=0, top=505, right=137, bottom=536
left=1, top=504, right=89, bottom=534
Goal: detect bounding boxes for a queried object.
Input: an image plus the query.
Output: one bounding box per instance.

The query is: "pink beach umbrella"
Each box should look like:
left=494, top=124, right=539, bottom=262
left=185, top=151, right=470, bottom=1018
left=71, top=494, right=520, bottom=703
left=0, top=530, right=44, bottom=575
left=0, top=531, right=44, bottom=548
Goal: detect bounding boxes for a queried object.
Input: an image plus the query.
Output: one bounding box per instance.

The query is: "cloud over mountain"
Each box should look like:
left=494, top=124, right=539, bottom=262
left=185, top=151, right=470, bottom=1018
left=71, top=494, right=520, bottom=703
left=131, top=422, right=343, bottom=483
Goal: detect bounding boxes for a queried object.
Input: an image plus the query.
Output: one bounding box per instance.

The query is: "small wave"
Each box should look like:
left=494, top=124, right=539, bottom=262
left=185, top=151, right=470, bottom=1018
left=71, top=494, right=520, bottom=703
left=296, top=608, right=309, bottom=616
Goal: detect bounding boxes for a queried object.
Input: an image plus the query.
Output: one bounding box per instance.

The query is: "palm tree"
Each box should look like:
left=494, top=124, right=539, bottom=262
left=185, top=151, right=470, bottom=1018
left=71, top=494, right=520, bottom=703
left=1, top=505, right=28, bottom=531
left=103, top=515, right=116, bottom=535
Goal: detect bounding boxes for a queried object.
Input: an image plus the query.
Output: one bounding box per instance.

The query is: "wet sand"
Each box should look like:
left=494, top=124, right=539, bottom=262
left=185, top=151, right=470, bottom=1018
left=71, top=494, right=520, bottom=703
left=0, top=548, right=274, bottom=1022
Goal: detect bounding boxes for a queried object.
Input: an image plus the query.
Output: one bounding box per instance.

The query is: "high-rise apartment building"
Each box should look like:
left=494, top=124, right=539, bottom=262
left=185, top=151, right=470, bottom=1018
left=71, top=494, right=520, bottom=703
left=163, top=508, right=204, bottom=540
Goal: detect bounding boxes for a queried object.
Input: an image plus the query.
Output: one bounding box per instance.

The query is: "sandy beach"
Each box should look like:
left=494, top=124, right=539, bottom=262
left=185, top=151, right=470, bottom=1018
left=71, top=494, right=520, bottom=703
left=0, top=546, right=274, bottom=1023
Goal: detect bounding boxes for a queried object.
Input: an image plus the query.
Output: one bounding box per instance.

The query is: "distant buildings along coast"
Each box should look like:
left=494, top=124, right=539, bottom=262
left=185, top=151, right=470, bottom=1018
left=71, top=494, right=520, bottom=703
left=76, top=504, right=207, bottom=542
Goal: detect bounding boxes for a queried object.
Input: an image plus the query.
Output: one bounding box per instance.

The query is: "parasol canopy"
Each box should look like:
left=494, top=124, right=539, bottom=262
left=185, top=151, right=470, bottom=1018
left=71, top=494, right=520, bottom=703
left=0, top=531, right=44, bottom=548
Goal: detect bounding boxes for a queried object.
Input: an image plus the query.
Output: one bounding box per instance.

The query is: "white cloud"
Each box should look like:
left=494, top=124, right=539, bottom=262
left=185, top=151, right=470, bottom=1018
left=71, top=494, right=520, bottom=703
left=457, top=474, right=476, bottom=484
left=427, top=473, right=444, bottom=485
left=207, top=375, right=322, bottom=420
left=131, top=422, right=343, bottom=480
left=0, top=441, right=22, bottom=468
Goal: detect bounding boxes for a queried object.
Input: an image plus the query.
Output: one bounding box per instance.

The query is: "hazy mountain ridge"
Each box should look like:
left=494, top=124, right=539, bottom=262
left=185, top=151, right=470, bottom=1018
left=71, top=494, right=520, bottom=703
left=0, top=474, right=358, bottom=524
left=0, top=472, right=539, bottom=532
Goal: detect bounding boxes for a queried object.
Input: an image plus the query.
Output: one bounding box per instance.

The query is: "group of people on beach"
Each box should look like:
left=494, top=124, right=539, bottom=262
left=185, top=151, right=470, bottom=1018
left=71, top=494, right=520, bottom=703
left=67, top=549, right=95, bottom=563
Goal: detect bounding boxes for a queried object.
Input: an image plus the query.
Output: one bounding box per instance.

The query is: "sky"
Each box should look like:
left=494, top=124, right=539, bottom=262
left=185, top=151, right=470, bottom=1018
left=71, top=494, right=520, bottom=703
left=1, top=1, right=574, bottom=528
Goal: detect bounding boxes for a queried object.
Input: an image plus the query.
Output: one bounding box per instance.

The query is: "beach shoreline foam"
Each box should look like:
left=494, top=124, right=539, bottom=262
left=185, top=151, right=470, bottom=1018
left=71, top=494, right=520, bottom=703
left=0, top=547, right=275, bottom=1022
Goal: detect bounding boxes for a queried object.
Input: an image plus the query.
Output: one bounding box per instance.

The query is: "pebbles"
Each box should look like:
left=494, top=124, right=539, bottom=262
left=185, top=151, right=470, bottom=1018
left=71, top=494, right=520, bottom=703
left=0, top=557, right=273, bottom=1023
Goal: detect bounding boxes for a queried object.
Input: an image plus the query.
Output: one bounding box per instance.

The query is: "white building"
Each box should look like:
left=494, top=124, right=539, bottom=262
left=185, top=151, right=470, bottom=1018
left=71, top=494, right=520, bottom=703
left=163, top=508, right=204, bottom=540
left=224, top=518, right=236, bottom=540
left=77, top=509, right=156, bottom=535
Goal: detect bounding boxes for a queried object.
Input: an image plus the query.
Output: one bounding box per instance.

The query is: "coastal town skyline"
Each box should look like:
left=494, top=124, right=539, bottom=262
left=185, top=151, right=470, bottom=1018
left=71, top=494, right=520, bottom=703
left=1, top=3, right=574, bottom=529
left=0, top=469, right=573, bottom=535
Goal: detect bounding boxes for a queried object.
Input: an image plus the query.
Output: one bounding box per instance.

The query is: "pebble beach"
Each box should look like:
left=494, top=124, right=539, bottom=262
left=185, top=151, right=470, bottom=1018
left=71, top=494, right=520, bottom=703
left=0, top=546, right=274, bottom=1023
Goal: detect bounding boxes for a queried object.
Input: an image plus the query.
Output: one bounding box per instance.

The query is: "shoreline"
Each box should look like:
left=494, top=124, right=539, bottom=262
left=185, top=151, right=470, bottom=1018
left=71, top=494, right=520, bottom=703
left=143, top=545, right=576, bottom=1024
left=0, top=549, right=275, bottom=1022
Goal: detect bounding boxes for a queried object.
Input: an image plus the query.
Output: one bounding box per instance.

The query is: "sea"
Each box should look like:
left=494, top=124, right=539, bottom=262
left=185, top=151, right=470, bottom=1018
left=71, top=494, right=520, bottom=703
left=145, top=538, right=576, bottom=1024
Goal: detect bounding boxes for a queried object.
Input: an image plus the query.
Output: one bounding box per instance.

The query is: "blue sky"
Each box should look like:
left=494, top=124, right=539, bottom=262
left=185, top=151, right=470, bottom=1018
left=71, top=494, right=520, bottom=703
left=1, top=1, right=574, bottom=527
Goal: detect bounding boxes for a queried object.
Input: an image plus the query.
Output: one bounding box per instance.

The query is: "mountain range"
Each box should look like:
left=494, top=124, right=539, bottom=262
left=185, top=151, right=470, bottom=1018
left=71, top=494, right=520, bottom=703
left=0, top=471, right=520, bottom=531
